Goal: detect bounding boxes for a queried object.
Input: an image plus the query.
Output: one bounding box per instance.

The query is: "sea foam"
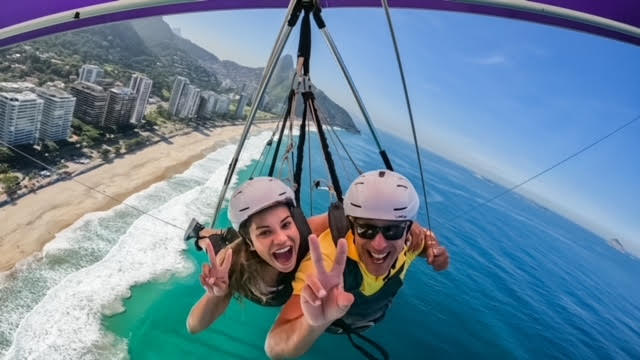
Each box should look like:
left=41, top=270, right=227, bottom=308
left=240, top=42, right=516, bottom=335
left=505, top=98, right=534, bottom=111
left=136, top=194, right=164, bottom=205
left=1, top=131, right=272, bottom=359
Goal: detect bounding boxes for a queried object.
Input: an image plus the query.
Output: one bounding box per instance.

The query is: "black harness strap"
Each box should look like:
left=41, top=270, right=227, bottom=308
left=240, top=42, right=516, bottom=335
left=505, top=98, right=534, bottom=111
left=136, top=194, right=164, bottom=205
left=331, top=320, right=390, bottom=360
left=293, top=94, right=308, bottom=204
left=298, top=7, right=312, bottom=76
left=347, top=332, right=390, bottom=360
left=308, top=92, right=343, bottom=201
left=268, top=89, right=294, bottom=177
left=328, top=201, right=350, bottom=240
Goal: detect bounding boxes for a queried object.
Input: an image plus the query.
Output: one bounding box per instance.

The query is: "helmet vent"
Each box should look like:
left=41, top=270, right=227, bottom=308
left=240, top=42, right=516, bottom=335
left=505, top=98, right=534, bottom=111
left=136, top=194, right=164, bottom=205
left=349, top=202, right=362, bottom=208
left=233, top=190, right=243, bottom=197
left=396, top=184, right=408, bottom=189
left=355, top=181, right=365, bottom=186
left=378, top=171, right=386, bottom=177
left=278, top=191, right=287, bottom=196
left=393, top=206, right=407, bottom=211
left=239, top=206, right=250, bottom=212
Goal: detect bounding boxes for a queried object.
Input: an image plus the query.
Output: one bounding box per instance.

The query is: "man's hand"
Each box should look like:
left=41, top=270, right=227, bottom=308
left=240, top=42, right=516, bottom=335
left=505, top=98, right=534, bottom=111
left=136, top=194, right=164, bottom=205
left=200, top=240, right=232, bottom=297
left=410, top=225, right=449, bottom=271
left=300, top=235, right=354, bottom=327
left=424, top=229, right=449, bottom=271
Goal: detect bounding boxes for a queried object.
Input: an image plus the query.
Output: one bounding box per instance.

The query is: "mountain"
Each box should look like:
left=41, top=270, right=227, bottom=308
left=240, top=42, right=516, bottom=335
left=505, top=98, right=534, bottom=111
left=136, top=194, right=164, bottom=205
left=0, top=17, right=357, bottom=131
left=128, top=18, right=357, bottom=132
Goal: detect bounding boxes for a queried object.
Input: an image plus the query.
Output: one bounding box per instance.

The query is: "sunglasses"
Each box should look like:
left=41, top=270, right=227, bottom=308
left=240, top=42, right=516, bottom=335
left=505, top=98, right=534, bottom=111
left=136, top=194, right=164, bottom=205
left=351, top=220, right=411, bottom=241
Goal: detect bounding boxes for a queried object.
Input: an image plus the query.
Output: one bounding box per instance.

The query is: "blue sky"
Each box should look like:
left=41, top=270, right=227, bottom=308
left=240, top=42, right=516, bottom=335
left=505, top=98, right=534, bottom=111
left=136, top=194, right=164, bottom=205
left=164, top=9, right=640, bottom=255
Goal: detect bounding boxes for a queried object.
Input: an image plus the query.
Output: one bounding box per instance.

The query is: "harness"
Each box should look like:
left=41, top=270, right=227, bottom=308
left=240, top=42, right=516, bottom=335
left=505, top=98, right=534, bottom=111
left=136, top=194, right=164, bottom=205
left=325, top=202, right=397, bottom=360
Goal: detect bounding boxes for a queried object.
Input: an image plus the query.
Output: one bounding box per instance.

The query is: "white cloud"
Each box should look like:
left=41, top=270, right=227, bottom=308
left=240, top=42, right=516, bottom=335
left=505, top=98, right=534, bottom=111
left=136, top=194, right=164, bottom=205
left=467, top=54, right=507, bottom=65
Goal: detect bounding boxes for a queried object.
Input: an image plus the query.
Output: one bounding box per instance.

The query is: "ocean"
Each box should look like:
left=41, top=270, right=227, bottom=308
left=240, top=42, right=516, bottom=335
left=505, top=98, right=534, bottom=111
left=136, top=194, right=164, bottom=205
left=0, top=128, right=638, bottom=359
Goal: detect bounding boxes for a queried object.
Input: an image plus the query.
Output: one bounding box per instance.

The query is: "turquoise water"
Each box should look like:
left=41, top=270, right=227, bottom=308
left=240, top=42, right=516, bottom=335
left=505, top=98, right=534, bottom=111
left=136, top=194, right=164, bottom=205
left=105, top=130, right=640, bottom=359
left=2, top=129, right=639, bottom=359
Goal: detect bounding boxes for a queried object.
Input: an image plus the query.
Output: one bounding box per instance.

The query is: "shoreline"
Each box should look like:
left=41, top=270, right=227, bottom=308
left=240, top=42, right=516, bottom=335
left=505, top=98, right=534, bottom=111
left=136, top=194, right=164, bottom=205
left=0, top=122, right=276, bottom=272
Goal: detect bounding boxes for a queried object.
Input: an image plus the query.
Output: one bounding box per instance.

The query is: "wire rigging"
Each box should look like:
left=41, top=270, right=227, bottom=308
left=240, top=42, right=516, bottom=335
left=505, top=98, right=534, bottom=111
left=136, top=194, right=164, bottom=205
left=323, top=115, right=352, bottom=181
left=380, top=0, right=433, bottom=230
left=320, top=110, right=363, bottom=175
left=251, top=107, right=287, bottom=178
left=446, top=113, right=640, bottom=224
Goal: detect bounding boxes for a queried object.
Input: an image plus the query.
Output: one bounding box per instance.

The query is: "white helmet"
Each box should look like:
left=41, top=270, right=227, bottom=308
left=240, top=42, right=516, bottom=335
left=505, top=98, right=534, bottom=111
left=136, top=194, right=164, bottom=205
left=228, top=177, right=296, bottom=230
left=343, top=170, right=419, bottom=221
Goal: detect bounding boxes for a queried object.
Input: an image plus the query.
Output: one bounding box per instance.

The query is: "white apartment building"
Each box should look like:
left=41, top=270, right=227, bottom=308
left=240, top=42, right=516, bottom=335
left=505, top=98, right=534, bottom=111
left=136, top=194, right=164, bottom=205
left=35, top=87, right=76, bottom=141
left=78, top=64, right=104, bottom=84
left=168, top=76, right=189, bottom=116
left=198, top=91, right=218, bottom=119
left=177, top=84, right=200, bottom=119
left=128, top=74, right=153, bottom=124
left=215, top=95, right=231, bottom=115
left=0, top=92, right=44, bottom=146
left=235, top=93, right=248, bottom=119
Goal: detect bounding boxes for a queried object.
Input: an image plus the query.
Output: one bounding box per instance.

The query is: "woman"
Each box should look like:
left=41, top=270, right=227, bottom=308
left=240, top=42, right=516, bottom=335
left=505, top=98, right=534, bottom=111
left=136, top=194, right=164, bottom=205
left=186, top=177, right=328, bottom=333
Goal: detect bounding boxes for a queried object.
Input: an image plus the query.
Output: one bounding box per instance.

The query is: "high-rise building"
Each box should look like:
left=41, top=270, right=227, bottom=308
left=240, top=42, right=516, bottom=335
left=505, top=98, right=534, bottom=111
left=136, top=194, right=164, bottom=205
left=215, top=95, right=231, bottom=115
left=198, top=91, right=218, bottom=119
left=0, top=91, right=43, bottom=146
left=235, top=93, right=248, bottom=119
left=128, top=74, right=153, bottom=124
left=35, top=87, right=76, bottom=141
left=168, top=76, right=189, bottom=116
left=177, top=84, right=200, bottom=119
left=69, top=82, right=107, bottom=125
left=101, top=87, right=137, bottom=128
left=78, top=65, right=104, bottom=84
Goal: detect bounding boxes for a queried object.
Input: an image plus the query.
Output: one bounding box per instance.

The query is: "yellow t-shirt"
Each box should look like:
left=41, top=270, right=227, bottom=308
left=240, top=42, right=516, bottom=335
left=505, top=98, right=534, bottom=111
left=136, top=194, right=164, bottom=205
left=292, top=229, right=424, bottom=296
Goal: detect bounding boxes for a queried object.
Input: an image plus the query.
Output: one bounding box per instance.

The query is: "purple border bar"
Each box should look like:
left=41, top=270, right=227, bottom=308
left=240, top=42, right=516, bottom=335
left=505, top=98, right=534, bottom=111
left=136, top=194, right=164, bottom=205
left=1, top=0, right=115, bottom=29
left=530, top=0, right=640, bottom=28
left=1, top=0, right=639, bottom=48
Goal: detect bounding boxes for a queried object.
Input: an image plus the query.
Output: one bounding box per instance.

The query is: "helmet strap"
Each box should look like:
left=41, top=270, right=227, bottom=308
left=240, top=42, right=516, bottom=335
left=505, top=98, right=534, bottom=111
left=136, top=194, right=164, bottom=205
left=404, top=220, right=414, bottom=246
left=238, top=222, right=255, bottom=249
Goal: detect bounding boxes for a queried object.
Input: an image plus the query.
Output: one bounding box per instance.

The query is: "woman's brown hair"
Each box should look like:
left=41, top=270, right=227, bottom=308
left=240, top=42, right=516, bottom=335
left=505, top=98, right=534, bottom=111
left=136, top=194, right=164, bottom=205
left=219, top=211, right=282, bottom=303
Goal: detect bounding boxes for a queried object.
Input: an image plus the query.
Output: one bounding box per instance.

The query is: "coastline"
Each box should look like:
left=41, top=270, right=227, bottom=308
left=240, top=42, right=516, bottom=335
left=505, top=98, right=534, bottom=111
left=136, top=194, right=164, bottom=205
left=0, top=122, right=275, bottom=272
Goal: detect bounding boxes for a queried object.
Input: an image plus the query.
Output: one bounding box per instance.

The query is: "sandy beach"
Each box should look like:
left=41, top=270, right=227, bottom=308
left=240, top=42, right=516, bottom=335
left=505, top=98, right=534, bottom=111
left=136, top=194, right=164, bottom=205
left=0, top=122, right=275, bottom=272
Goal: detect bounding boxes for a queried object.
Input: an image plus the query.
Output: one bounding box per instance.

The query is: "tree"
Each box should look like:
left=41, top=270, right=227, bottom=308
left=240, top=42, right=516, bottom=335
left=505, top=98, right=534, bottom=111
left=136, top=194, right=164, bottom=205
left=0, top=146, right=13, bottom=162
left=113, top=145, right=122, bottom=155
left=41, top=140, right=59, bottom=155
left=0, top=174, right=21, bottom=197
left=0, top=163, right=10, bottom=174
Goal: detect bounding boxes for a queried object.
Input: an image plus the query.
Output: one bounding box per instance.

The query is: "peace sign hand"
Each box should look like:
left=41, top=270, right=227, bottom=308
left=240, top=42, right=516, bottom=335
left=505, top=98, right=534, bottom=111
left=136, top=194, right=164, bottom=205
left=200, top=239, right=233, bottom=297
left=300, top=235, right=354, bottom=327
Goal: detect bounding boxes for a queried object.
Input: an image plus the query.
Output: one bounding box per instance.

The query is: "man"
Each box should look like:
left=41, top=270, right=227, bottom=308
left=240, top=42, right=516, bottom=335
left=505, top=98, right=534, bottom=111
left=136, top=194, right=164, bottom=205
left=265, top=170, right=449, bottom=359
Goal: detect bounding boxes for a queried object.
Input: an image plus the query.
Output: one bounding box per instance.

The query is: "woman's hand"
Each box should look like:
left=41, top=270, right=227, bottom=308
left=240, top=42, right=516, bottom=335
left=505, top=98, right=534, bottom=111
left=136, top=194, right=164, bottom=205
left=300, top=235, right=354, bottom=327
left=200, top=240, right=233, bottom=297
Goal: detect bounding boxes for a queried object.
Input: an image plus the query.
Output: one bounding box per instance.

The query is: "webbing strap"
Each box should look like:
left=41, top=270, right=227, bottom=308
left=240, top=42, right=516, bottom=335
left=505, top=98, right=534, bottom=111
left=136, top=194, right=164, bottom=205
left=298, top=7, right=312, bottom=76
left=268, top=89, right=294, bottom=176
left=346, top=332, right=390, bottom=360
left=331, top=319, right=390, bottom=360
left=293, top=94, right=309, bottom=204
left=328, top=201, right=350, bottom=241
left=307, top=92, right=343, bottom=201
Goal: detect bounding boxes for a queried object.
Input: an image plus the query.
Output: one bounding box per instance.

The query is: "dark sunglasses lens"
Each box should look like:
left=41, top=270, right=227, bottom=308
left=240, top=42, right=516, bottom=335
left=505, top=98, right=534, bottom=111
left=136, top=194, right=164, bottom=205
left=354, top=223, right=406, bottom=240
left=355, top=224, right=379, bottom=239
left=381, top=225, right=406, bottom=240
